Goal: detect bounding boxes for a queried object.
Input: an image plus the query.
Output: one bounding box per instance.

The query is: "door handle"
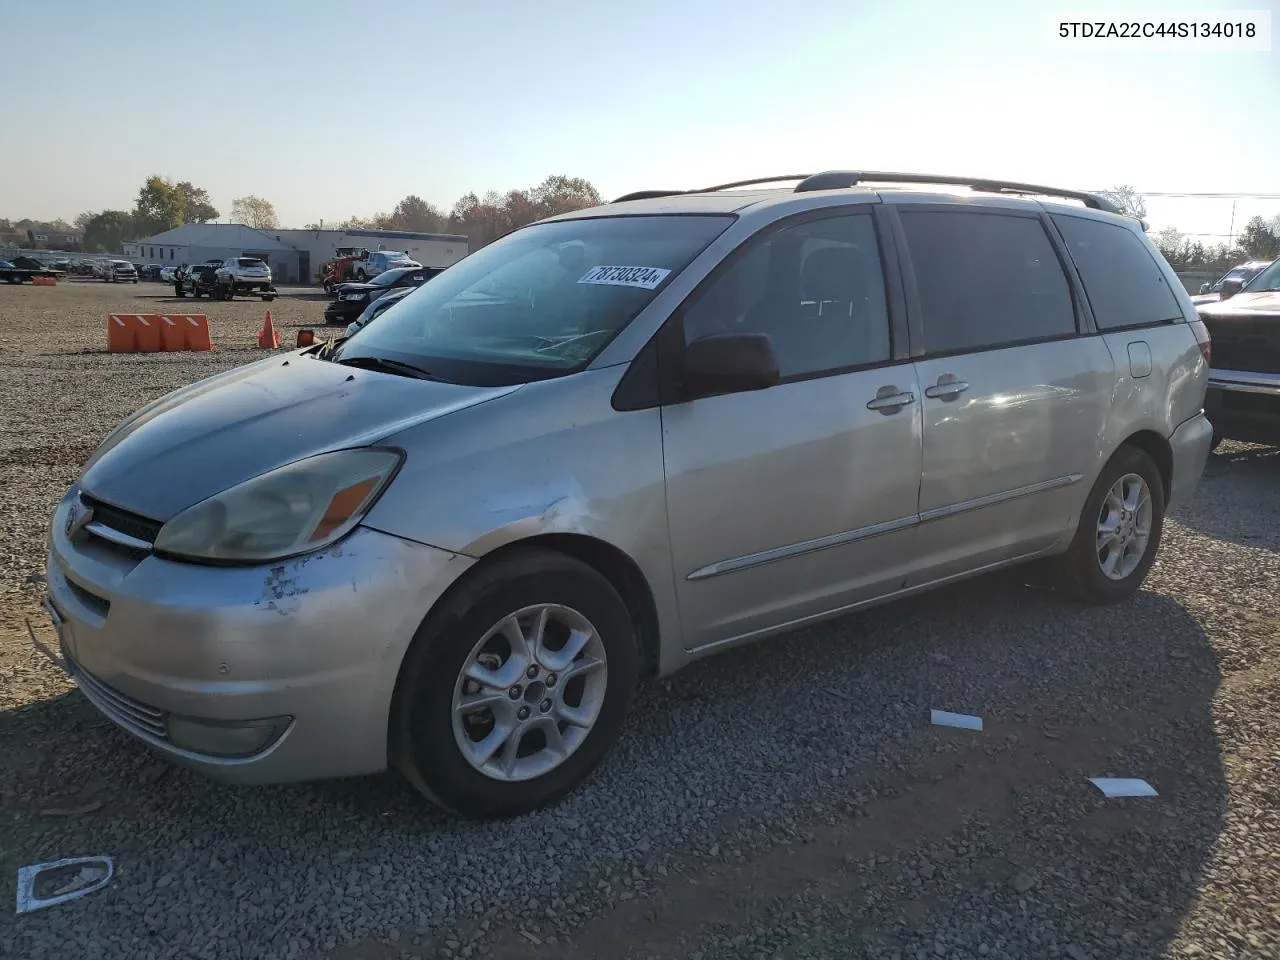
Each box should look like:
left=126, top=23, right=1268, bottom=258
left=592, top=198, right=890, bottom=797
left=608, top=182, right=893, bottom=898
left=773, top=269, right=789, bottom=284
left=866, top=387, right=916, bottom=413
left=924, top=377, right=970, bottom=399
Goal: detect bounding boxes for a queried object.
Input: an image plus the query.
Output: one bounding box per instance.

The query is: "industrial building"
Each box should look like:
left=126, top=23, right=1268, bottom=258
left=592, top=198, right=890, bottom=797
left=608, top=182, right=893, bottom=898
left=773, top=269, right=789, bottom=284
left=124, top=224, right=469, bottom=284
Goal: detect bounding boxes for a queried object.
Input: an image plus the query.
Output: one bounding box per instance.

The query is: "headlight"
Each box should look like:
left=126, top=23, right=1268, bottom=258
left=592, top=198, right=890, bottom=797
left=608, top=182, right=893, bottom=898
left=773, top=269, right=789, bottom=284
left=153, top=448, right=403, bottom=563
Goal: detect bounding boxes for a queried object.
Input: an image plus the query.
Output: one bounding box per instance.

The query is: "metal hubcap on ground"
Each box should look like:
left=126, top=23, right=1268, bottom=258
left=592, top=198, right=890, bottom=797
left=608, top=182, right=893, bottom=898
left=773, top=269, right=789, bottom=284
left=1096, top=473, right=1152, bottom=580
left=451, top=603, right=607, bottom=782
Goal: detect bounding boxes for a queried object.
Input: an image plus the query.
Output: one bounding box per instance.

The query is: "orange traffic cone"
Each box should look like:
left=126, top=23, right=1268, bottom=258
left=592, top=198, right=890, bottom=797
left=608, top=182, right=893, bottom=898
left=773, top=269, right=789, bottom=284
left=257, top=311, right=281, bottom=349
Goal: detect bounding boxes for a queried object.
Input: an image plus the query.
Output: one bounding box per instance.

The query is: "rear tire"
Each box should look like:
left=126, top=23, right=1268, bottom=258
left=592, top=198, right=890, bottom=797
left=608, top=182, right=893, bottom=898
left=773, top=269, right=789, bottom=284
left=1051, top=445, right=1165, bottom=604
left=392, top=548, right=639, bottom=820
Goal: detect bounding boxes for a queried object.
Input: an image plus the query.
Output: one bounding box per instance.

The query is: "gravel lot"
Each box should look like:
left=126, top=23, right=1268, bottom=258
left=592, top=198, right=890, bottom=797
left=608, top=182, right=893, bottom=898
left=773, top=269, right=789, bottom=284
left=2, top=282, right=1277, bottom=959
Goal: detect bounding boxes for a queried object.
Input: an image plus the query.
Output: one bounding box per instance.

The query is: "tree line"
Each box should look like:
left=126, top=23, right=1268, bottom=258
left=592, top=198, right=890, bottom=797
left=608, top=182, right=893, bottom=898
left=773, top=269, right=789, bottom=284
left=302, top=175, right=603, bottom=249
left=30, top=173, right=602, bottom=254
left=1100, top=184, right=1280, bottom=275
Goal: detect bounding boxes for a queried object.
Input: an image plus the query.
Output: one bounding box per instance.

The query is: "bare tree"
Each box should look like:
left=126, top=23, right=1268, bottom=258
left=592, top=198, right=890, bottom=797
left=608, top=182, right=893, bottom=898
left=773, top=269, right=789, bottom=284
left=232, top=196, right=280, bottom=230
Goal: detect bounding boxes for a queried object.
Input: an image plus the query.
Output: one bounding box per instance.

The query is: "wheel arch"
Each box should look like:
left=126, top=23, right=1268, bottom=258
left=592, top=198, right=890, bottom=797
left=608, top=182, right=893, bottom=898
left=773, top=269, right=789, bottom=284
left=1113, top=429, right=1173, bottom=500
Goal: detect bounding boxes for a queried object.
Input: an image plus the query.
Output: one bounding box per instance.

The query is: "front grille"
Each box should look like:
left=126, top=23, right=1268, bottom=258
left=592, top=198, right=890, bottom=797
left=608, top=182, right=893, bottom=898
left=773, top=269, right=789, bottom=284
left=70, top=657, right=168, bottom=741
left=1223, top=390, right=1280, bottom=416
left=1204, top=317, right=1280, bottom=375
left=65, top=578, right=110, bottom=619
left=79, top=494, right=162, bottom=545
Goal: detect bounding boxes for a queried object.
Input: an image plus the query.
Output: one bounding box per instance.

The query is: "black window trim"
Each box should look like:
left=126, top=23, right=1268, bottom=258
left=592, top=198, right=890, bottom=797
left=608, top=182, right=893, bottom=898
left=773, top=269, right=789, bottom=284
left=888, top=203, right=1091, bottom=361
left=1047, top=211, right=1186, bottom=334
left=613, top=202, right=909, bottom=410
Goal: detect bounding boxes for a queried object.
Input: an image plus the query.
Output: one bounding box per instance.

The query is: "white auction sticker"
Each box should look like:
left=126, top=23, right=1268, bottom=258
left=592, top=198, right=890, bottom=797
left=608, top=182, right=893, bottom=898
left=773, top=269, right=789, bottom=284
left=578, top=265, right=671, bottom=290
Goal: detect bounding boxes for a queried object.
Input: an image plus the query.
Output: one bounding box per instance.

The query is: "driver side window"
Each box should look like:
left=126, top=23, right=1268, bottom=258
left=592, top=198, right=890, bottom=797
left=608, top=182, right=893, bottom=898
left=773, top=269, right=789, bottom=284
left=681, top=213, right=891, bottom=380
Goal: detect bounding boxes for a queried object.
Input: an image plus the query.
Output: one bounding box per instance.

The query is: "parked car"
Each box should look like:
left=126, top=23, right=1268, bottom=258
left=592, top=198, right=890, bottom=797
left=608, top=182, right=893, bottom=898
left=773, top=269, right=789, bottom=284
left=0, top=257, right=59, bottom=283
left=344, top=285, right=416, bottom=337
left=40, top=171, right=1212, bottom=820
left=350, top=250, right=420, bottom=281
left=324, top=266, right=442, bottom=324
left=102, top=260, right=138, bottom=283
left=1197, top=255, right=1280, bottom=448
left=1193, top=260, right=1270, bottom=303
left=141, top=263, right=163, bottom=281
left=174, top=264, right=221, bottom=298
left=159, top=266, right=177, bottom=283
left=214, top=257, right=276, bottom=299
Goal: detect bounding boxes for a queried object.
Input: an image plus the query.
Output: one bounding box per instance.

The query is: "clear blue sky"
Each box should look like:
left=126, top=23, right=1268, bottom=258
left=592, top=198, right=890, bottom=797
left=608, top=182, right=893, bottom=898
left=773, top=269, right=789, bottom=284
left=3, top=0, right=1278, bottom=239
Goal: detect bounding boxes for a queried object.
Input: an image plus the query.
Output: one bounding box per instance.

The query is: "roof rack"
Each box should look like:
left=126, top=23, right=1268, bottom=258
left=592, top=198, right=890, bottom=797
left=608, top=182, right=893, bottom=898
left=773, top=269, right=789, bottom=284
left=612, top=190, right=687, bottom=202
left=792, top=171, right=1121, bottom=214
left=611, top=175, right=812, bottom=204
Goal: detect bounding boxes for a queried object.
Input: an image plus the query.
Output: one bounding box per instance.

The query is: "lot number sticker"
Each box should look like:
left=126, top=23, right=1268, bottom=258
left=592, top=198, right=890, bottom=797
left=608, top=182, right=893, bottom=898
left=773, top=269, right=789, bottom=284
left=578, top=265, right=671, bottom=289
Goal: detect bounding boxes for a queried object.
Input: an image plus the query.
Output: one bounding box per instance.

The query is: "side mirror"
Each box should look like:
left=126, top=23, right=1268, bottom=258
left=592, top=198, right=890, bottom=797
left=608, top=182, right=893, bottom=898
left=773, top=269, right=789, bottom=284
left=1199, top=282, right=1210, bottom=294
left=1219, top=277, right=1245, bottom=300
left=682, top=333, right=780, bottom=399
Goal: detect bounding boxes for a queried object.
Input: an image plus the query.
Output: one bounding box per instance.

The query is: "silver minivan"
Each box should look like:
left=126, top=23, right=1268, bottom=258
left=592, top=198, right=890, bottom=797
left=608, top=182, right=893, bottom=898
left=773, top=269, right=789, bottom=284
left=42, top=172, right=1213, bottom=818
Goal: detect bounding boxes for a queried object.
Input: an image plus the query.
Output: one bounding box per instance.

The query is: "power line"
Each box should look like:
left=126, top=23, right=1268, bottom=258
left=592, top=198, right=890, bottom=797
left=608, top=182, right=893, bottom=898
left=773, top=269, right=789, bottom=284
left=1137, top=192, right=1280, bottom=200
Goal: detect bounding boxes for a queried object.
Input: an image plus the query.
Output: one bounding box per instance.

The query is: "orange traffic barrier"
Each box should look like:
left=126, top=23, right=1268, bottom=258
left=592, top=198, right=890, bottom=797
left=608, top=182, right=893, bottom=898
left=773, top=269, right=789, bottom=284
left=108, top=314, right=212, bottom=353
left=257, top=311, right=280, bottom=349
left=32, top=276, right=57, bottom=286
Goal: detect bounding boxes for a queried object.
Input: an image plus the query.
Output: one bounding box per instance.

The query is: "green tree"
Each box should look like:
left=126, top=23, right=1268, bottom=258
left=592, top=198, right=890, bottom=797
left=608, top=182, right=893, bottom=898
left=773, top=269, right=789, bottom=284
left=1237, top=216, right=1280, bottom=260
left=176, top=182, right=219, bottom=222
left=133, top=175, right=185, bottom=236
left=388, top=194, right=445, bottom=232
left=81, top=211, right=135, bottom=252
left=231, top=195, right=280, bottom=230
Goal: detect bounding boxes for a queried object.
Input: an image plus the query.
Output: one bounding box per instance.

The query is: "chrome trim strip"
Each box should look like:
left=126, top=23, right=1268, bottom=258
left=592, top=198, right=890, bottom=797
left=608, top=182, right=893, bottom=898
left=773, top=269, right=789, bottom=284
left=919, top=474, right=1082, bottom=523
left=685, top=474, right=1082, bottom=582
left=686, top=514, right=918, bottom=581
left=84, top=521, right=153, bottom=552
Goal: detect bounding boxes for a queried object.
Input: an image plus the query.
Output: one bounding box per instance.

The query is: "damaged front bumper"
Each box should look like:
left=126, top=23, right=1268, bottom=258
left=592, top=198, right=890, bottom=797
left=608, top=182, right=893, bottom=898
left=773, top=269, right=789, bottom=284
left=43, top=487, right=474, bottom=784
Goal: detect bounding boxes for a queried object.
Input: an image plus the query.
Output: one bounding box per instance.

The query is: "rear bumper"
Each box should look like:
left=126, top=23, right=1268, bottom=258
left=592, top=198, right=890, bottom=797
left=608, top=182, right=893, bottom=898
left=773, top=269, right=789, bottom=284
left=1167, top=410, right=1213, bottom=512
left=1205, top=368, right=1280, bottom=446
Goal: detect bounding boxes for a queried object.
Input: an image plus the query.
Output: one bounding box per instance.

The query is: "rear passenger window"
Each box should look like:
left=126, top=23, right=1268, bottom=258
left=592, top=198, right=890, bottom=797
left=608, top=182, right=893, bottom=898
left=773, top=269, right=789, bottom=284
left=1052, top=215, right=1183, bottom=330
left=900, top=211, right=1076, bottom=355
left=681, top=213, right=891, bottom=380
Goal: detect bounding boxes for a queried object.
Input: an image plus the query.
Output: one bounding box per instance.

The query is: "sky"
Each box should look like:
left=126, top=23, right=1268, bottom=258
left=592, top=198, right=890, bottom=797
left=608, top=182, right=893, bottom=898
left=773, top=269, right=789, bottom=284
left=3, top=0, right=1278, bottom=240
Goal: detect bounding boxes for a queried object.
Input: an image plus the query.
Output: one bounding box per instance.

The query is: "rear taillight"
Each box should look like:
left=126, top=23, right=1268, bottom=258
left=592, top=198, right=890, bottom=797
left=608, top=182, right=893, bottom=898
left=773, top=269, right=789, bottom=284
left=1190, top=318, right=1211, bottom=365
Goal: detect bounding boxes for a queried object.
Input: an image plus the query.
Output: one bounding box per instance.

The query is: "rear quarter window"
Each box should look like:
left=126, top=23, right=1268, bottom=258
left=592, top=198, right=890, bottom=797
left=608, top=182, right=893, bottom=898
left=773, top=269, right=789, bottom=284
left=1051, top=215, right=1183, bottom=330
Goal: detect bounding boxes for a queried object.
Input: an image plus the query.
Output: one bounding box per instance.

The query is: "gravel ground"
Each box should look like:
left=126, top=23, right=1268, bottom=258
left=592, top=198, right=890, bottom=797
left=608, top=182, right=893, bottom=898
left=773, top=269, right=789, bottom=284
left=1, top=282, right=1277, bottom=959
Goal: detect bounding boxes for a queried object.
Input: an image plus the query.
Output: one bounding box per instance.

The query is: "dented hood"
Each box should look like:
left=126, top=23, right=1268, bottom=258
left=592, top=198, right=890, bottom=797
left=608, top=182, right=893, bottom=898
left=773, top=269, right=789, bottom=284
left=79, top=352, right=518, bottom=520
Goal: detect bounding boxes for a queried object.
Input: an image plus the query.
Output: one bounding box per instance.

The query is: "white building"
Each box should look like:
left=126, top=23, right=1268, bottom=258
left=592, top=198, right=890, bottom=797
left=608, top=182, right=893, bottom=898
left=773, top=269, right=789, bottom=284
left=125, top=224, right=469, bottom=285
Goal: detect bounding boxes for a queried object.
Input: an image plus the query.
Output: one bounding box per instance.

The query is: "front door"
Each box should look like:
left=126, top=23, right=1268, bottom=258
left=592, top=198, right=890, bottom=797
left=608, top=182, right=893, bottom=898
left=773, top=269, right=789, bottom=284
left=893, top=207, right=1114, bottom=584
left=661, top=209, right=924, bottom=650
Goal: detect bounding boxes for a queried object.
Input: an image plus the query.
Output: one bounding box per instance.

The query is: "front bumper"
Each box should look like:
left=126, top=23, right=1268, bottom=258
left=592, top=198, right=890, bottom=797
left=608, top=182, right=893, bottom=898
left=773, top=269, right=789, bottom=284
left=324, top=299, right=368, bottom=323
left=43, top=487, right=473, bottom=784
left=1205, top=368, right=1280, bottom=446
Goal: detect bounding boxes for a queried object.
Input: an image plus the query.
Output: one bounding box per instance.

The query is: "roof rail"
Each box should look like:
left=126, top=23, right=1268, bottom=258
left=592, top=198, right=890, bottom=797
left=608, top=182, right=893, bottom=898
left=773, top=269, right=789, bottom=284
left=792, top=171, right=1122, bottom=214
left=612, top=190, right=687, bottom=203
left=695, top=175, right=813, bottom=192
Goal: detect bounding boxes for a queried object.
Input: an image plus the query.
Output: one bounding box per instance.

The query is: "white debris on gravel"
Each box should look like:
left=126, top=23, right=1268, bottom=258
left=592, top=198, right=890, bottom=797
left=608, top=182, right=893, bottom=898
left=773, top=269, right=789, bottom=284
left=930, top=709, right=984, bottom=731
left=1088, top=777, right=1158, bottom=798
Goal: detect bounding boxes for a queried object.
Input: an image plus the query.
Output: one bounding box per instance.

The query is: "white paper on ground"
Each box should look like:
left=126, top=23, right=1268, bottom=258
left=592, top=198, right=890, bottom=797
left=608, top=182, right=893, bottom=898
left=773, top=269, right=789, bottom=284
left=16, top=856, right=114, bottom=914
left=930, top=709, right=983, bottom=731
left=1088, top=777, right=1158, bottom=798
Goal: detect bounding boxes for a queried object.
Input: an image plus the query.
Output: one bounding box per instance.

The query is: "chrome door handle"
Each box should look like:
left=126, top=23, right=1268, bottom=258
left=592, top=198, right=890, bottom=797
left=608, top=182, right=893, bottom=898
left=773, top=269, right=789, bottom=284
left=925, top=379, right=970, bottom=399
left=866, top=388, right=916, bottom=412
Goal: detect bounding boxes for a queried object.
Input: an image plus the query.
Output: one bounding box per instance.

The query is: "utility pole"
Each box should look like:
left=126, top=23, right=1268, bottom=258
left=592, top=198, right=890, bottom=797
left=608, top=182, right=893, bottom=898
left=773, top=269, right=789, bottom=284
left=1228, top=199, right=1236, bottom=247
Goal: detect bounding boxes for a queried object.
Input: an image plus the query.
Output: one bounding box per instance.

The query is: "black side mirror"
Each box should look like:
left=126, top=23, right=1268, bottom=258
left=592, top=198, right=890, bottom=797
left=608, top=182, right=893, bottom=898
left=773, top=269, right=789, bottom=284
left=682, top=333, right=781, bottom=399
left=1219, top=277, right=1244, bottom=300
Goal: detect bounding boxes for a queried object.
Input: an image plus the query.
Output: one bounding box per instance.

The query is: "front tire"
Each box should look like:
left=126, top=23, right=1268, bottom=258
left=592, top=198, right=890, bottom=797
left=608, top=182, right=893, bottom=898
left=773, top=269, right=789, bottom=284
left=392, top=548, right=639, bottom=819
left=1051, top=445, right=1165, bottom=604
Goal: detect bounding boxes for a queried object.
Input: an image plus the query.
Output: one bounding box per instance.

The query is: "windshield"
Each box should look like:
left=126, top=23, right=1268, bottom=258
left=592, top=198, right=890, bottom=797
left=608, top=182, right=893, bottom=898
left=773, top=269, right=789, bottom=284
left=334, top=214, right=732, bottom=385
left=237, top=258, right=265, bottom=268
left=1242, top=258, right=1280, bottom=292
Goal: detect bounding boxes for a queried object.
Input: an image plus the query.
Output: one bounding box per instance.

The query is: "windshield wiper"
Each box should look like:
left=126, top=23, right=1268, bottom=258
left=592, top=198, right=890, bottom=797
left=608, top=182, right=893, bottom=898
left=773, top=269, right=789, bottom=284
left=335, top=355, right=452, bottom=383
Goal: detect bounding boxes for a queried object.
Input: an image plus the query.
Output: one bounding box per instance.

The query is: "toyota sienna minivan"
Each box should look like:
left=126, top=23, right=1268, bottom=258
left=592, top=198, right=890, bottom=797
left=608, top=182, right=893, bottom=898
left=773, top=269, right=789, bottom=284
left=41, top=171, right=1213, bottom=818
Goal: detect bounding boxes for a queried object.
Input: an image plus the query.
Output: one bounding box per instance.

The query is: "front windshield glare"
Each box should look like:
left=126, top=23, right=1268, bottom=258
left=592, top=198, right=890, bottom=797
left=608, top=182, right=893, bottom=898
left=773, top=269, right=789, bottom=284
left=335, top=215, right=732, bottom=380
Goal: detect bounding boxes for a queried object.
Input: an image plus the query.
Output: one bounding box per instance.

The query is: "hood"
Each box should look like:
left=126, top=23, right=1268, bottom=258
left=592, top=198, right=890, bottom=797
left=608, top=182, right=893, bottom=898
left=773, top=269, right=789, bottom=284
left=1197, top=289, right=1280, bottom=318
left=79, top=353, right=520, bottom=520
left=335, top=282, right=379, bottom=294
left=1189, top=292, right=1221, bottom=305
